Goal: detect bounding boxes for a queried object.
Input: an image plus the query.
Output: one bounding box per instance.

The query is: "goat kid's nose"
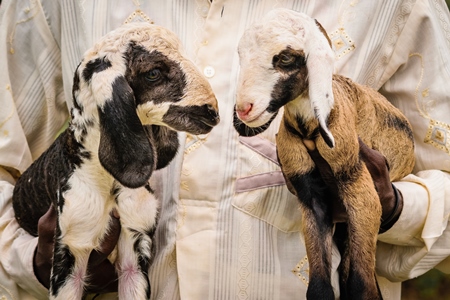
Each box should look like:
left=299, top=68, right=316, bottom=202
left=207, top=104, right=220, bottom=123
left=236, top=102, right=253, bottom=120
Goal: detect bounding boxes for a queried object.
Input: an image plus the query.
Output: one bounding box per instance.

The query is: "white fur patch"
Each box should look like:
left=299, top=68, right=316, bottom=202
left=236, top=8, right=336, bottom=146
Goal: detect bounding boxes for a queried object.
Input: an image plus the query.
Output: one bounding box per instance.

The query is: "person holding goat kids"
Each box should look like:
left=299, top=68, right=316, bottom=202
left=0, top=0, right=449, bottom=299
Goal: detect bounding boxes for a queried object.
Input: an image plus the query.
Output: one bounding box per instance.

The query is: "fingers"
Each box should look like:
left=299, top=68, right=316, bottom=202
left=34, top=204, right=57, bottom=289
left=37, top=204, right=57, bottom=244
left=88, top=209, right=121, bottom=267
left=360, top=138, right=392, bottom=174
left=85, top=209, right=121, bottom=293
left=358, top=138, right=403, bottom=232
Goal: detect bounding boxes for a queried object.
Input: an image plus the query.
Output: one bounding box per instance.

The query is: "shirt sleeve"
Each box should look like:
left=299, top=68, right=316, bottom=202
left=375, top=0, right=450, bottom=280
left=0, top=0, right=67, bottom=298
left=0, top=168, right=49, bottom=299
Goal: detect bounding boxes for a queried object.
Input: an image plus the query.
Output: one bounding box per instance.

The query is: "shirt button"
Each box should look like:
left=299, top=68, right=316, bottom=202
left=201, top=6, right=209, bottom=17
left=203, top=66, right=215, bottom=78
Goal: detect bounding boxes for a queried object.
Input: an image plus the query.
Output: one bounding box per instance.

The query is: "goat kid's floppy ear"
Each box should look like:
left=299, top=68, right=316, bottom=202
left=144, top=125, right=180, bottom=170
left=305, top=19, right=335, bottom=148
left=98, top=75, right=155, bottom=188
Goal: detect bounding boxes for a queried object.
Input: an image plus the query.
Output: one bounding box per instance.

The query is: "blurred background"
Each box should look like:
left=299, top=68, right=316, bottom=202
left=401, top=3, right=450, bottom=300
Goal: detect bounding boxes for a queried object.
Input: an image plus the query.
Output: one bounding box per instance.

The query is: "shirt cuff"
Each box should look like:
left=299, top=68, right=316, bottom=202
left=378, top=170, right=450, bottom=250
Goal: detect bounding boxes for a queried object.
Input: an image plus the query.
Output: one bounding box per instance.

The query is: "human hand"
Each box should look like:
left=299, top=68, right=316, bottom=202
left=33, top=204, right=121, bottom=293
left=303, top=138, right=403, bottom=232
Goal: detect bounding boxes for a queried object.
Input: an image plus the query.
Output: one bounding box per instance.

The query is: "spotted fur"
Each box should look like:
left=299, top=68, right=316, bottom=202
left=13, top=22, right=219, bottom=300
left=234, top=9, right=414, bottom=300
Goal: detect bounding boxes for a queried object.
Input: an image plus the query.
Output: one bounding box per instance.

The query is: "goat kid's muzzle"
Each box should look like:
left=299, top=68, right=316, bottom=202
left=162, top=103, right=220, bottom=135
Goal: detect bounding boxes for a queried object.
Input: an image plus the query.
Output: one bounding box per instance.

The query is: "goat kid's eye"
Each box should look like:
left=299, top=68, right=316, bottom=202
left=279, top=54, right=295, bottom=66
left=145, top=69, right=162, bottom=82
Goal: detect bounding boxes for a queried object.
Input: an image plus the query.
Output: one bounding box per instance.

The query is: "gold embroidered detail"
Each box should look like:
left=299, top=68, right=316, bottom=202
left=176, top=197, right=187, bottom=230
left=329, top=0, right=359, bottom=60
left=366, top=0, right=414, bottom=87
left=9, top=0, right=39, bottom=54
left=329, top=27, right=356, bottom=60
left=0, top=85, right=14, bottom=132
left=184, top=134, right=206, bottom=154
left=124, top=9, right=154, bottom=24
left=292, top=255, right=309, bottom=286
left=0, top=283, right=15, bottom=300
left=410, top=53, right=450, bottom=154
left=424, top=120, right=450, bottom=153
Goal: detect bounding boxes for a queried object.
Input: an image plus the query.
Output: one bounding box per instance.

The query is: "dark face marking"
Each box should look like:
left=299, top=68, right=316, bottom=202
left=124, top=43, right=186, bottom=106
left=268, top=48, right=308, bottom=113
left=162, top=104, right=219, bottom=135
left=82, top=57, right=112, bottom=83
left=233, top=108, right=278, bottom=137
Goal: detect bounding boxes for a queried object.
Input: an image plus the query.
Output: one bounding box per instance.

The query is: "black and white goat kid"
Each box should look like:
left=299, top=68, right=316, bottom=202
left=13, top=22, right=219, bottom=300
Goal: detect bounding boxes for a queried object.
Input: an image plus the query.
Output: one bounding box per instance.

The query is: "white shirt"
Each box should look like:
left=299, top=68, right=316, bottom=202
left=0, top=0, right=450, bottom=299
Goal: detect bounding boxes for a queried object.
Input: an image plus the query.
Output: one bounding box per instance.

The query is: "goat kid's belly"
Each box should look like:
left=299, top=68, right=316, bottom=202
left=60, top=172, right=159, bottom=254
left=59, top=178, right=117, bottom=251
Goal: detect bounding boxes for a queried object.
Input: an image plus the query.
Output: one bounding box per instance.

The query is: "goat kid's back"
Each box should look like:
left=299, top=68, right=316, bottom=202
left=324, top=74, right=415, bottom=182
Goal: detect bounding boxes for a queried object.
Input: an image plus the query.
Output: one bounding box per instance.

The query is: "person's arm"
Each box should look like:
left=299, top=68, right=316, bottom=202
left=0, top=167, right=50, bottom=299
left=373, top=0, right=450, bottom=280
left=0, top=0, right=65, bottom=297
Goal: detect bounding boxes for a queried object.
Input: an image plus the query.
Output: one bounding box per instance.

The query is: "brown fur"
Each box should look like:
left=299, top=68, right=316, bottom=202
left=276, top=74, right=414, bottom=299
left=234, top=10, right=415, bottom=299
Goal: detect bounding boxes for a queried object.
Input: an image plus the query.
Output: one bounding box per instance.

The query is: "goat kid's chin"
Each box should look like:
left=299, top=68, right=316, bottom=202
left=233, top=108, right=278, bottom=137
left=162, top=103, right=220, bottom=135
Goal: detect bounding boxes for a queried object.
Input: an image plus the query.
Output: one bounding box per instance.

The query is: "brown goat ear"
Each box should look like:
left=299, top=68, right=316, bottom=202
left=306, top=19, right=336, bottom=148
left=98, top=75, right=155, bottom=188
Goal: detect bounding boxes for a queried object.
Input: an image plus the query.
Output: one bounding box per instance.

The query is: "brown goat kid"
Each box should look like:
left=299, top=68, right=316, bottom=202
left=234, top=9, right=415, bottom=300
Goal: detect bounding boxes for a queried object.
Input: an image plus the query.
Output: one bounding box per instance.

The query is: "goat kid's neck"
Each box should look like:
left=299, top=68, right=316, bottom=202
left=284, top=95, right=321, bottom=140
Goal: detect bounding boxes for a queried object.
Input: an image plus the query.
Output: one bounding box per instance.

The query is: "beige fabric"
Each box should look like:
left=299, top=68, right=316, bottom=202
left=0, top=0, right=449, bottom=299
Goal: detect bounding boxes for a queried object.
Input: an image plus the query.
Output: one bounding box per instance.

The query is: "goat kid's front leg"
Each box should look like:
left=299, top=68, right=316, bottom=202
left=296, top=175, right=335, bottom=300
left=115, top=185, right=159, bottom=300
left=276, top=126, right=335, bottom=300
left=338, top=166, right=383, bottom=300
left=49, top=223, right=92, bottom=300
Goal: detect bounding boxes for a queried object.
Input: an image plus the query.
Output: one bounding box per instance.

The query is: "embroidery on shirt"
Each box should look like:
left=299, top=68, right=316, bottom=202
left=328, top=0, right=359, bottom=60
left=184, top=134, right=207, bottom=155
left=0, top=284, right=14, bottom=300
left=124, top=0, right=154, bottom=24
left=329, top=27, right=355, bottom=60
left=292, top=255, right=309, bottom=286
left=0, top=85, right=14, bottom=137
left=180, top=134, right=208, bottom=193
left=366, top=0, right=414, bottom=87
left=432, top=0, right=450, bottom=51
left=237, top=214, right=252, bottom=300
left=410, top=53, right=450, bottom=155
left=8, top=0, right=39, bottom=54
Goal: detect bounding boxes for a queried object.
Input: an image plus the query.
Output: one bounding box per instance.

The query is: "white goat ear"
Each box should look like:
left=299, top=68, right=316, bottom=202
left=98, top=75, right=156, bottom=188
left=305, top=19, right=335, bottom=148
